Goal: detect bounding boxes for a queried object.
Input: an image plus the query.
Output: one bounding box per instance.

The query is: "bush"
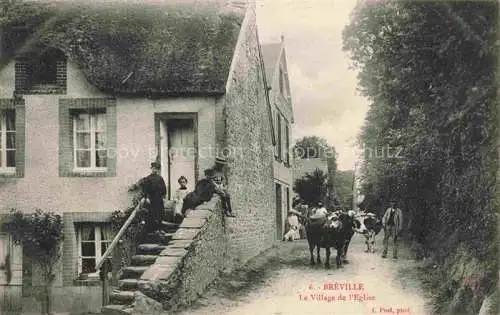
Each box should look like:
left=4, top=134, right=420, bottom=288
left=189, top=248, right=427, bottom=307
left=3, top=209, right=63, bottom=315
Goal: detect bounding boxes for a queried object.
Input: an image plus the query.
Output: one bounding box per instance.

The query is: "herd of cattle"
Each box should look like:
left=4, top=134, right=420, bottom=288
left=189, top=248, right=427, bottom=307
left=305, top=210, right=383, bottom=269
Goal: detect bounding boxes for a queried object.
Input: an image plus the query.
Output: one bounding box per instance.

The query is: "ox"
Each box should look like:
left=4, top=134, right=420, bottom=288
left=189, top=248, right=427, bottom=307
left=353, top=212, right=383, bottom=253
left=306, top=212, right=356, bottom=269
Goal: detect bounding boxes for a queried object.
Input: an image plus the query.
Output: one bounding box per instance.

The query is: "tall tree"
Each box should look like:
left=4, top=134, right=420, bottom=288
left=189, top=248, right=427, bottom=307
left=293, top=169, right=328, bottom=207
left=292, top=136, right=336, bottom=161
left=333, top=170, right=355, bottom=209
left=343, top=1, right=498, bottom=314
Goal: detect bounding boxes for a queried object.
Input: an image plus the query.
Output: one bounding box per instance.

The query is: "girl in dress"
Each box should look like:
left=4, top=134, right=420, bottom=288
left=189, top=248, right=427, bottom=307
left=174, top=176, right=190, bottom=220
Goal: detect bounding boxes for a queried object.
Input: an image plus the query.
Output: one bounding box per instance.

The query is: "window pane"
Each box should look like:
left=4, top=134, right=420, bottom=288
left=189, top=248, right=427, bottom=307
left=76, top=150, right=91, bottom=168
left=6, top=150, right=15, bottom=167
left=94, top=113, right=106, bottom=131
left=80, top=226, right=95, bottom=241
left=95, top=133, right=106, bottom=149
left=75, top=114, right=90, bottom=131
left=76, top=133, right=90, bottom=149
left=101, top=242, right=109, bottom=256
left=96, top=150, right=107, bottom=167
left=101, top=227, right=111, bottom=241
left=5, top=111, right=15, bottom=131
left=6, top=132, right=15, bottom=149
left=81, top=242, right=96, bottom=257
left=82, top=258, right=95, bottom=274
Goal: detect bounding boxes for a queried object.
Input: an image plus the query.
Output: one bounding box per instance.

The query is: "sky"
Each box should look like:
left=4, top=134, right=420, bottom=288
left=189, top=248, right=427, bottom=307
left=256, top=0, right=369, bottom=171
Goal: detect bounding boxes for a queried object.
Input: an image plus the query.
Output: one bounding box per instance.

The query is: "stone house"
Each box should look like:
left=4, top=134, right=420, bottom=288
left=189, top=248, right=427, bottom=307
left=0, top=1, right=279, bottom=313
left=261, top=37, right=295, bottom=239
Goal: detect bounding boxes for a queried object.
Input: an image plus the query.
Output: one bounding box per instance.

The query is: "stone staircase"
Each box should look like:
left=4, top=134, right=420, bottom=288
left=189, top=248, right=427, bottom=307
left=102, top=221, right=180, bottom=315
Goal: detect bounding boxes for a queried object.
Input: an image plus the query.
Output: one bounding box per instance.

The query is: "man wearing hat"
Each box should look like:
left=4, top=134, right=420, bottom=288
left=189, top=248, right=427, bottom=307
left=181, top=166, right=235, bottom=217
left=136, top=162, right=167, bottom=232
left=212, top=156, right=236, bottom=217
left=381, top=200, right=403, bottom=259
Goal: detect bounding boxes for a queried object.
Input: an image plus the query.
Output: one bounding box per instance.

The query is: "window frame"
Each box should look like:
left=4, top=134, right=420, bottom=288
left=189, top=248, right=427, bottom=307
left=15, top=49, right=67, bottom=95
left=59, top=98, right=117, bottom=178
left=276, top=111, right=282, bottom=162
left=75, top=223, right=112, bottom=278
left=0, top=110, right=16, bottom=174
left=285, top=120, right=290, bottom=167
left=0, top=99, right=25, bottom=178
left=72, top=110, right=108, bottom=173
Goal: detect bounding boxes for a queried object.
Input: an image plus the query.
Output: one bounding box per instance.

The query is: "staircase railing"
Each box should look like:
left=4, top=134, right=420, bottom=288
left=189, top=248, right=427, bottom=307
left=96, top=197, right=145, bottom=306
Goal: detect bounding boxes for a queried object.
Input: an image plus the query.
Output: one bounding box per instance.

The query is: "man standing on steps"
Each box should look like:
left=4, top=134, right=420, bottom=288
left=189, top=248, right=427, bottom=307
left=137, top=162, right=167, bottom=233
left=381, top=200, right=403, bottom=259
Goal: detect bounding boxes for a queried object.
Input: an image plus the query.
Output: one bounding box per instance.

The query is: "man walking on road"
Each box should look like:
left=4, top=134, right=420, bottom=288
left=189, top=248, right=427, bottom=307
left=381, top=200, right=403, bottom=259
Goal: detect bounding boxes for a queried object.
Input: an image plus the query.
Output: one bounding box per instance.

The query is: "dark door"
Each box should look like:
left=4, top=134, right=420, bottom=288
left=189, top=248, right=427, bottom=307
left=275, top=183, right=282, bottom=239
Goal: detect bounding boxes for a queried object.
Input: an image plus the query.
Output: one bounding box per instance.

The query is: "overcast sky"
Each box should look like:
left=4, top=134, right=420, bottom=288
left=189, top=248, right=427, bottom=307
left=256, top=0, right=369, bottom=171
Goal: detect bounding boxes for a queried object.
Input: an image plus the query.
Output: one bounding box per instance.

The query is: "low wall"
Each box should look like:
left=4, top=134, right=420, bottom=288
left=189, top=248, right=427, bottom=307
left=136, top=197, right=228, bottom=312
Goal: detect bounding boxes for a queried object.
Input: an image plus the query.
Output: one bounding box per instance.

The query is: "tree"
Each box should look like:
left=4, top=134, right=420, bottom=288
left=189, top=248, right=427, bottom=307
left=333, top=170, right=355, bottom=209
left=3, top=209, right=63, bottom=315
left=293, top=169, right=328, bottom=207
left=343, top=0, right=498, bottom=313
left=292, top=136, right=337, bottom=162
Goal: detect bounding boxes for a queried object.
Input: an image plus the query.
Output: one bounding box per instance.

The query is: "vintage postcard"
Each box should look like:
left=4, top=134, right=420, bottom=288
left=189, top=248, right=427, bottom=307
left=0, top=0, right=498, bottom=314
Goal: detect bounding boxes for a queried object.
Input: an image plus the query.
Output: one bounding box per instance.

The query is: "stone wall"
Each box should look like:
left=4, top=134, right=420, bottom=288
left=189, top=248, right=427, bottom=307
left=137, top=197, right=228, bottom=312
left=217, top=4, right=277, bottom=269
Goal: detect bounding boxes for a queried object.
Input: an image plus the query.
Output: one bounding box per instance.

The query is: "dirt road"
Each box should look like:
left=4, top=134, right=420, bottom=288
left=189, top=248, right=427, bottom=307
left=177, top=234, right=431, bottom=315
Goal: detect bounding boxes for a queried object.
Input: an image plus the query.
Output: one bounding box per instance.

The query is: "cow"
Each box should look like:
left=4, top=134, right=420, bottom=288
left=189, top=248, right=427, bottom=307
left=341, top=210, right=359, bottom=262
left=353, top=212, right=383, bottom=253
left=306, top=212, right=357, bottom=269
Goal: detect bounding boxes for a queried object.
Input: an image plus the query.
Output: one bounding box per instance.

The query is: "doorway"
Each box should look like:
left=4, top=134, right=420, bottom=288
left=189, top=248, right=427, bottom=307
left=275, top=183, right=283, bottom=240
left=158, top=115, right=197, bottom=199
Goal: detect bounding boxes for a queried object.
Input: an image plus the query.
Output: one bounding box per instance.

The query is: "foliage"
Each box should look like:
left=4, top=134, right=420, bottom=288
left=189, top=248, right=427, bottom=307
left=292, top=136, right=337, bottom=162
left=333, top=170, right=354, bottom=209
left=343, top=0, right=498, bottom=313
left=109, top=186, right=148, bottom=273
left=293, top=169, right=328, bottom=207
left=3, top=209, right=63, bottom=314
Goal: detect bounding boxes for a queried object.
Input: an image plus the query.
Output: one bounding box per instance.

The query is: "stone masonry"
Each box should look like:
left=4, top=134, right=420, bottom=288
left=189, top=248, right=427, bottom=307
left=136, top=197, right=228, bottom=311
left=217, top=5, right=276, bottom=269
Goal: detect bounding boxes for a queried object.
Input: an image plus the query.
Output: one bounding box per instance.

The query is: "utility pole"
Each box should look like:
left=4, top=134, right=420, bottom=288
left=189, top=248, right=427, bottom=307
left=352, top=162, right=357, bottom=211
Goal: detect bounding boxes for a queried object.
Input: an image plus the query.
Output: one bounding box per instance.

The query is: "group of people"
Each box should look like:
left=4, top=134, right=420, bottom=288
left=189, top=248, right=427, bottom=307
left=131, top=157, right=236, bottom=234
left=282, top=198, right=403, bottom=259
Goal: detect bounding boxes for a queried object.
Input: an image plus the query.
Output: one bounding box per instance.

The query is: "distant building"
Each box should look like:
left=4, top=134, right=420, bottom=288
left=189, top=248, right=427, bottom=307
left=261, top=35, right=295, bottom=240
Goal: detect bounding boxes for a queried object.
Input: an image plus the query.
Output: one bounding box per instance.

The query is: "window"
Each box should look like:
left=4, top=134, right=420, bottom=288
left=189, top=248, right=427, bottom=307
left=59, top=98, right=116, bottom=177
left=0, top=110, right=16, bottom=173
left=285, top=123, right=290, bottom=166
left=76, top=224, right=112, bottom=277
left=15, top=48, right=67, bottom=94
left=72, top=110, right=107, bottom=171
left=279, top=67, right=284, bottom=96
left=276, top=112, right=282, bottom=161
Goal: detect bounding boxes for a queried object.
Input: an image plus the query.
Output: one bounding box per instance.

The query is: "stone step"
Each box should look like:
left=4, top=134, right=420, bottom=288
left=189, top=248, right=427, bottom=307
left=118, top=278, right=139, bottom=291
left=131, top=255, right=157, bottom=266
left=110, top=290, right=135, bottom=305
left=146, top=232, right=175, bottom=245
left=102, top=304, right=134, bottom=315
left=137, top=244, right=168, bottom=255
left=120, top=266, right=149, bottom=279
left=161, top=221, right=180, bottom=229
